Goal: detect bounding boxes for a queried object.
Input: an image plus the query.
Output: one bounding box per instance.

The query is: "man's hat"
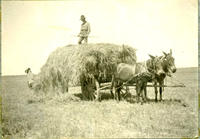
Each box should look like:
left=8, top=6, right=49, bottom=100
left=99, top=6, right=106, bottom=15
left=80, top=15, right=85, bottom=20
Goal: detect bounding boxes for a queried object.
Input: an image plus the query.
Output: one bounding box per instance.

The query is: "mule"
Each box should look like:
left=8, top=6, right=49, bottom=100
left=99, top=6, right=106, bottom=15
left=146, top=49, right=176, bottom=102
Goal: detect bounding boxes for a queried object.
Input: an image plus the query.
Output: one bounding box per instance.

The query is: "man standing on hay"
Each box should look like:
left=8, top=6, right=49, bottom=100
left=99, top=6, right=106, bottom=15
left=78, top=15, right=91, bottom=44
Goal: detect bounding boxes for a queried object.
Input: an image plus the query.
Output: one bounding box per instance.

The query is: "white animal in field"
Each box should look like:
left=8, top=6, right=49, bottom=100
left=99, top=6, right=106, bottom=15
left=25, top=68, right=35, bottom=88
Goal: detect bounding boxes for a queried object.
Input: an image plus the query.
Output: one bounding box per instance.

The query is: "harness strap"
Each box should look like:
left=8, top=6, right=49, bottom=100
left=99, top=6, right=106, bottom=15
left=116, top=71, right=153, bottom=90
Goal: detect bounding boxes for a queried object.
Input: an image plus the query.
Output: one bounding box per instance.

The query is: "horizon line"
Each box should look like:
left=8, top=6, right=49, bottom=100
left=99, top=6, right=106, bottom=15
left=1, top=66, right=198, bottom=77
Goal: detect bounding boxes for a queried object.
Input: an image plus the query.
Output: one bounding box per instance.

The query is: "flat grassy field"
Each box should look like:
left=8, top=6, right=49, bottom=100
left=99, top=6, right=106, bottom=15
left=1, top=67, right=198, bottom=138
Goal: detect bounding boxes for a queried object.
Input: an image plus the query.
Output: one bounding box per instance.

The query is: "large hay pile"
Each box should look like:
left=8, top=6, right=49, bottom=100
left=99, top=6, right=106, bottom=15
left=33, top=43, right=137, bottom=99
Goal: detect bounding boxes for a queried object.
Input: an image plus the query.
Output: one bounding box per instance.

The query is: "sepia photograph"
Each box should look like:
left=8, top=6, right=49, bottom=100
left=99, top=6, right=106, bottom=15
left=1, top=0, right=198, bottom=138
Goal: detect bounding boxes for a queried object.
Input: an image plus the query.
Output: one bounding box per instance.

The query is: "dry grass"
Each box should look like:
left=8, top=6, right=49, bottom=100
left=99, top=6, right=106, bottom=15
left=1, top=68, right=198, bottom=138
left=33, top=43, right=136, bottom=97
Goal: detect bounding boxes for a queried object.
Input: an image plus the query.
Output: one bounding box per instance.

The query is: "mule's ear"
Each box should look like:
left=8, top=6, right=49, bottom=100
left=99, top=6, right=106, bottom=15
left=162, top=51, right=167, bottom=56
left=170, top=49, right=172, bottom=55
left=149, top=54, right=155, bottom=59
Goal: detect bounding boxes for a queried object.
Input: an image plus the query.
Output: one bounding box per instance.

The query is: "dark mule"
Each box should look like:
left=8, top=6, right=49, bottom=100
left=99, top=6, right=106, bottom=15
left=146, top=49, right=176, bottom=102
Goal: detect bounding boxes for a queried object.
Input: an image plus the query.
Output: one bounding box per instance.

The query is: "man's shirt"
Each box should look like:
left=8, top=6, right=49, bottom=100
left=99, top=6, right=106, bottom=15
left=79, top=22, right=91, bottom=37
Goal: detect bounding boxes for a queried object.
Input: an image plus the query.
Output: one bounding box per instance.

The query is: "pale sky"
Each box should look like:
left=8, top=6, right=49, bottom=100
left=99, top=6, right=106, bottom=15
left=2, top=0, right=198, bottom=75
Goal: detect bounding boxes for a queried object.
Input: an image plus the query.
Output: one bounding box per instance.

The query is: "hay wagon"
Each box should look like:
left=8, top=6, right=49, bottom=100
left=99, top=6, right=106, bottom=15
left=33, top=43, right=185, bottom=101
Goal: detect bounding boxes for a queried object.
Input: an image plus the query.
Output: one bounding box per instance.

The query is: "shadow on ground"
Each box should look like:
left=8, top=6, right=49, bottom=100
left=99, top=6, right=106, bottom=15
left=27, top=91, right=188, bottom=107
